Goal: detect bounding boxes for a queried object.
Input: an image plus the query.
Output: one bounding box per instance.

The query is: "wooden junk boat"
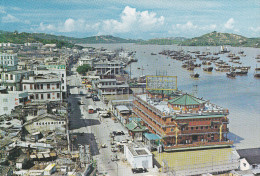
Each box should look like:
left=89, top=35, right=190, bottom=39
left=226, top=72, right=236, bottom=78
left=203, top=67, right=213, bottom=72
left=190, top=73, right=200, bottom=78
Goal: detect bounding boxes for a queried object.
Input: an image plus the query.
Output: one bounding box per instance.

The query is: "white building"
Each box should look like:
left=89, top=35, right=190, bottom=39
left=124, top=143, right=153, bottom=169
left=94, top=60, right=125, bottom=75
left=35, top=65, right=67, bottom=99
left=78, top=56, right=94, bottom=67
left=0, top=70, right=34, bottom=91
left=22, top=74, right=63, bottom=102
left=0, top=87, right=29, bottom=115
left=0, top=53, right=18, bottom=71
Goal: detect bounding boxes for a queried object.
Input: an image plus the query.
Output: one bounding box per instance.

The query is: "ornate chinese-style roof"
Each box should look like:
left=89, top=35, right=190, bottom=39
left=168, top=93, right=207, bottom=106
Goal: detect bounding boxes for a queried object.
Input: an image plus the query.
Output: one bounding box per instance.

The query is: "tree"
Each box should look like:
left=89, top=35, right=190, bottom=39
left=76, top=64, right=92, bottom=75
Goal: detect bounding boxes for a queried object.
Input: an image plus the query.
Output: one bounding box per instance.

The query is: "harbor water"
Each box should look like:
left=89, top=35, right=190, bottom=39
left=83, top=43, right=260, bottom=149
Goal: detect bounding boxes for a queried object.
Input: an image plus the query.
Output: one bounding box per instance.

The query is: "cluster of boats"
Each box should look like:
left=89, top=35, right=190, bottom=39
left=158, top=48, right=259, bottom=79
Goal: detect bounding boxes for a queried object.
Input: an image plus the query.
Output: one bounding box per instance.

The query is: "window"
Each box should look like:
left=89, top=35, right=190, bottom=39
left=34, top=84, right=36, bottom=90
left=51, top=122, right=54, bottom=124
left=59, top=122, right=61, bottom=124
left=3, top=107, right=8, bottom=111
left=201, top=126, right=203, bottom=129
left=47, top=94, right=50, bottom=99
left=10, top=75, right=13, bottom=80
left=41, top=94, right=44, bottom=99
left=36, top=94, right=39, bottom=99
left=206, top=126, right=208, bottom=129
left=56, top=83, right=59, bottom=89
left=215, top=125, right=218, bottom=129
left=62, top=74, right=64, bottom=77
left=196, top=127, right=198, bottom=130
left=30, top=84, right=33, bottom=90
left=48, top=122, right=50, bottom=125
left=24, top=85, right=26, bottom=90
left=47, top=84, right=50, bottom=89
left=3, top=98, right=8, bottom=102
left=30, top=95, right=34, bottom=99
left=171, top=128, right=174, bottom=131
left=62, top=86, right=64, bottom=90
left=41, top=84, right=43, bottom=89
left=57, top=93, right=60, bottom=98
left=36, top=123, right=38, bottom=125
left=191, top=127, right=194, bottom=130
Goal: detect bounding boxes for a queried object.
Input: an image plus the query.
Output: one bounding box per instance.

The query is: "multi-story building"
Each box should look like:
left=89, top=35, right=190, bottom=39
left=97, top=78, right=129, bottom=96
left=0, top=53, right=18, bottom=71
left=133, top=92, right=232, bottom=151
left=0, top=87, right=29, bottom=115
left=22, top=74, right=62, bottom=102
left=93, top=60, right=125, bottom=75
left=35, top=65, right=67, bottom=99
left=78, top=56, right=94, bottom=67
left=0, top=70, right=34, bottom=91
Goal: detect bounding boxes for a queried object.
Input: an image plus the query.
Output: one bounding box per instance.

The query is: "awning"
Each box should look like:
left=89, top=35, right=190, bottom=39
left=144, top=133, right=162, bottom=141
left=43, top=153, right=50, bottom=158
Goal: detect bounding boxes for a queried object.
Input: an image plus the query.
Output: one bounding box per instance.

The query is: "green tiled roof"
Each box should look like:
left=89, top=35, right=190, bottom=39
left=125, top=120, right=148, bottom=132
left=168, top=93, right=206, bottom=105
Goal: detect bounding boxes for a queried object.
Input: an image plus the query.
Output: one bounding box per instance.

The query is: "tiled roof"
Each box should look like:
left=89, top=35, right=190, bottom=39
left=125, top=120, right=147, bottom=132
left=168, top=93, right=206, bottom=105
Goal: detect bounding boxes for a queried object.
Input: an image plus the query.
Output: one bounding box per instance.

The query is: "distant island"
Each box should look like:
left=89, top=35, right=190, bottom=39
left=0, top=30, right=259, bottom=48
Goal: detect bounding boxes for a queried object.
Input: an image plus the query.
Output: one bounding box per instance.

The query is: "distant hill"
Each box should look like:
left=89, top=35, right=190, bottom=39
left=76, top=35, right=140, bottom=44
left=0, top=31, right=140, bottom=45
left=0, top=30, right=259, bottom=47
left=181, top=31, right=260, bottom=47
left=139, top=37, right=187, bottom=45
left=0, top=30, right=77, bottom=48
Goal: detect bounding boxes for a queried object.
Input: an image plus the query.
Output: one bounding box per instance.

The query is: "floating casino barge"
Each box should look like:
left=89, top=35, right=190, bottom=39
left=133, top=90, right=233, bottom=151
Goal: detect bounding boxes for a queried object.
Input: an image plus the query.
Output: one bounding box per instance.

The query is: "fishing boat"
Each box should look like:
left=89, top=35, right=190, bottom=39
left=203, top=67, right=213, bottom=72
left=254, top=67, right=260, bottom=78
left=151, top=52, right=157, bottom=55
left=226, top=72, right=236, bottom=78
left=235, top=69, right=248, bottom=75
left=220, top=46, right=230, bottom=53
left=190, top=73, right=200, bottom=78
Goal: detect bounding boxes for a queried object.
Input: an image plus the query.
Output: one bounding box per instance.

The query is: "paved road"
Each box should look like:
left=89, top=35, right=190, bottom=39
left=67, top=65, right=161, bottom=176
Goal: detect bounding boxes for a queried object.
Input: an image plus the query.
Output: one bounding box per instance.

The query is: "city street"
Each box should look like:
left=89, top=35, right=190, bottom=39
left=67, top=65, right=161, bottom=176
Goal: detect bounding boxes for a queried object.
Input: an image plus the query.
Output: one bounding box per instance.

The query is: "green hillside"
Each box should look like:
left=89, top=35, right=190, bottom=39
left=181, top=31, right=260, bottom=47
left=139, top=37, right=186, bottom=45
left=0, top=30, right=77, bottom=48
left=77, top=35, right=139, bottom=44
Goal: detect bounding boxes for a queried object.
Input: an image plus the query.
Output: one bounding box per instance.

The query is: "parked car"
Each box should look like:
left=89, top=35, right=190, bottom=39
left=112, top=131, right=125, bottom=136
left=111, top=154, right=119, bottom=161
left=86, top=93, right=92, bottom=98
left=111, top=147, right=119, bottom=152
left=132, top=168, right=148, bottom=174
left=92, top=96, right=100, bottom=101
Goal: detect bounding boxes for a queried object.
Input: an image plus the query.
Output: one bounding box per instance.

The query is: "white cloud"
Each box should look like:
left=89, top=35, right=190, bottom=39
left=37, top=6, right=164, bottom=35
left=101, top=6, right=164, bottom=34
left=224, top=18, right=235, bottom=30
left=2, top=14, right=20, bottom=23
left=171, top=21, right=216, bottom=31
left=249, top=26, right=260, bottom=33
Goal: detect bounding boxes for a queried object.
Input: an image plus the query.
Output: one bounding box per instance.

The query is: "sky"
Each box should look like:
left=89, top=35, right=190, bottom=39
left=0, top=0, right=260, bottom=39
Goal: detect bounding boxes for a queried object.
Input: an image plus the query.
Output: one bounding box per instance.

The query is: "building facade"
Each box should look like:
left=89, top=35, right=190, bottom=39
left=22, top=74, right=62, bottom=102
left=133, top=93, right=232, bottom=151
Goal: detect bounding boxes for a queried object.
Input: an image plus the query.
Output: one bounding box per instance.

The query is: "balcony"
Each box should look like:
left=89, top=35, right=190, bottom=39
left=163, top=140, right=234, bottom=151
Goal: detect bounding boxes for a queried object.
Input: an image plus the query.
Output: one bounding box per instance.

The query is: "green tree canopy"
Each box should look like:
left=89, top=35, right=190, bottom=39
left=76, top=64, right=92, bottom=74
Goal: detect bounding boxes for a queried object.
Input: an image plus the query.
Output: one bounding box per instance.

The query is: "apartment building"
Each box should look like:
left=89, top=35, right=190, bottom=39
left=22, top=74, right=62, bottom=102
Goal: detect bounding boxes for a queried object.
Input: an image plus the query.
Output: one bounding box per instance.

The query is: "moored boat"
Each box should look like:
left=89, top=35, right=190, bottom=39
left=226, top=72, right=236, bottom=78
left=203, top=67, right=213, bottom=72
left=190, top=73, right=200, bottom=78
